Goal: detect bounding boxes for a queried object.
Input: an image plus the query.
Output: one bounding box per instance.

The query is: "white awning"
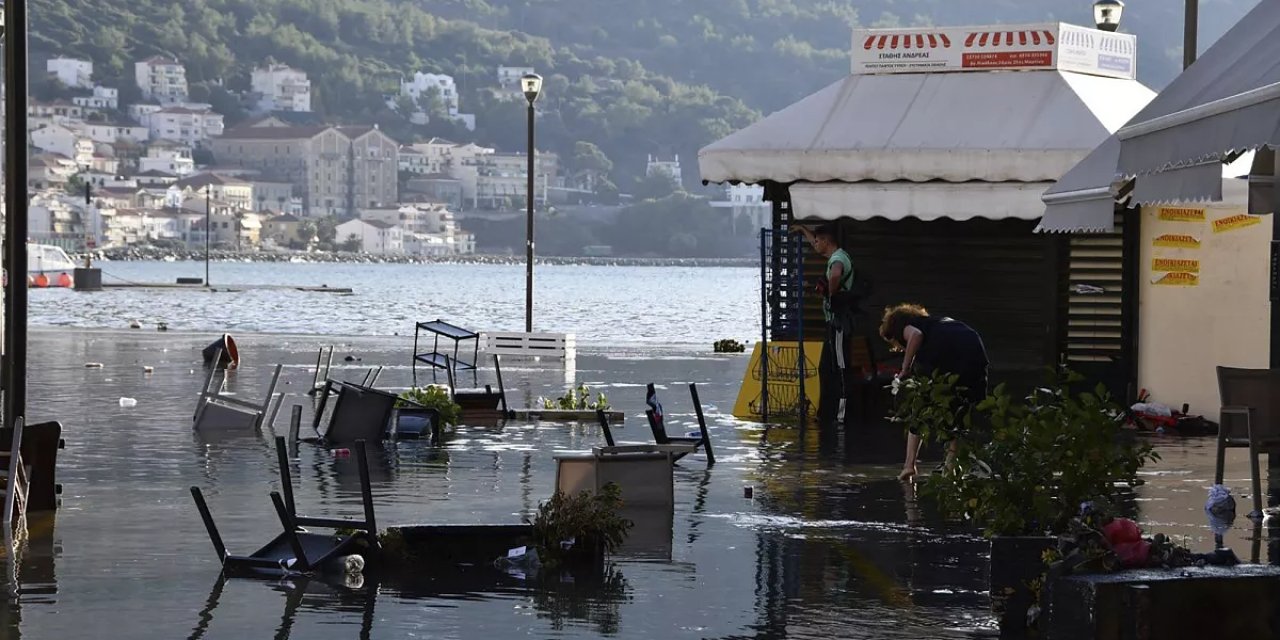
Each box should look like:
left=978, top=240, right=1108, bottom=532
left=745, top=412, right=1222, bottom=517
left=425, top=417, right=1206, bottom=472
left=791, top=182, right=1052, bottom=223
left=1114, top=0, right=1280, bottom=202
left=699, top=70, right=1155, bottom=185
left=1038, top=142, right=1263, bottom=234
left=1037, top=135, right=1124, bottom=233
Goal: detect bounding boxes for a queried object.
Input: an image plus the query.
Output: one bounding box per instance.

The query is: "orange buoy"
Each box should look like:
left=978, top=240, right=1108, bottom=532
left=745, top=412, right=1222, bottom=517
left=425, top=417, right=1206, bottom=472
left=34, top=274, right=49, bottom=288
left=57, top=272, right=72, bottom=288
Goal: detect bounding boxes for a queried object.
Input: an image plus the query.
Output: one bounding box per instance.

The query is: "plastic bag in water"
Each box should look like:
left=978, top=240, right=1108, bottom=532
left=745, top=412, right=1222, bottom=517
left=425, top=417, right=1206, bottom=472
left=1206, top=484, right=1237, bottom=519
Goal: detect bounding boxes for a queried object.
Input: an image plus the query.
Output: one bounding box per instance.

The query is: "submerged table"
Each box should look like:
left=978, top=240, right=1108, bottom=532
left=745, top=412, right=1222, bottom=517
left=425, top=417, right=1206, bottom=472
left=412, top=320, right=479, bottom=386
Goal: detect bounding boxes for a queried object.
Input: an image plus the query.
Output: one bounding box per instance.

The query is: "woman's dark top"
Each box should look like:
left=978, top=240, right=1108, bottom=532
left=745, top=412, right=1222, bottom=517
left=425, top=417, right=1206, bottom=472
left=907, top=316, right=990, bottom=403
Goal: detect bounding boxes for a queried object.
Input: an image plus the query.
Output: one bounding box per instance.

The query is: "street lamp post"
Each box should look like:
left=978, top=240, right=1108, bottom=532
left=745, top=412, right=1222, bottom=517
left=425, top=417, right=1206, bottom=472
left=205, top=188, right=211, bottom=286
left=2, top=0, right=31, bottom=432
left=1092, top=0, right=1124, bottom=32
left=520, top=73, right=543, bottom=334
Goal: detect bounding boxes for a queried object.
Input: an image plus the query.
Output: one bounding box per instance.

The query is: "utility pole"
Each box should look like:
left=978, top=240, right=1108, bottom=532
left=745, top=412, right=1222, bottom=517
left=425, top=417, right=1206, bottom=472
left=1184, top=0, right=1198, bottom=69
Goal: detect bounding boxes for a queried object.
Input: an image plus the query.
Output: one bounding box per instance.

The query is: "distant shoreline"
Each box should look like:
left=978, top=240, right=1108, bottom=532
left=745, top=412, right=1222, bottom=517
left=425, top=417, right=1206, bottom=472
left=81, top=247, right=757, bottom=268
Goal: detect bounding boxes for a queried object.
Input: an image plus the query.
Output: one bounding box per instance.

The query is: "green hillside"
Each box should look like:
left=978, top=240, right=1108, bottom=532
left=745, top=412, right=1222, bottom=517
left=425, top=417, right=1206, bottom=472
left=28, top=0, right=1263, bottom=190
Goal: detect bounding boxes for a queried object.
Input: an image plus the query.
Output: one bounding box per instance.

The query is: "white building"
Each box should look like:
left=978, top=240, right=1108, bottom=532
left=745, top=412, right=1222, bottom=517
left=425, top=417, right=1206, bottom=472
left=129, top=103, right=164, bottom=123
left=360, top=203, right=475, bottom=255
left=135, top=56, right=189, bottom=105
left=251, top=64, right=312, bottom=113
left=47, top=57, right=93, bottom=89
left=498, top=66, right=535, bottom=89
left=398, top=138, right=458, bottom=175
left=646, top=154, right=683, bottom=185
left=79, top=121, right=149, bottom=145
left=31, top=124, right=95, bottom=165
left=139, top=142, right=195, bottom=176
left=143, top=106, right=225, bottom=145
left=73, top=86, right=119, bottom=111
left=401, top=72, right=459, bottom=116
left=335, top=219, right=404, bottom=255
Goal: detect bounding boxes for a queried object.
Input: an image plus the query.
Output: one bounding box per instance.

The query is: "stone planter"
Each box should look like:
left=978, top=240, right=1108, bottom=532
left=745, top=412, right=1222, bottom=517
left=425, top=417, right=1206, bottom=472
left=990, top=535, right=1056, bottom=636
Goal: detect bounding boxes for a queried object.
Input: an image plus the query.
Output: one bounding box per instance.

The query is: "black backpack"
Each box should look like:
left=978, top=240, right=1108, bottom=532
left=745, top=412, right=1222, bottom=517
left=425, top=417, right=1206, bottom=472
left=830, top=266, right=872, bottom=315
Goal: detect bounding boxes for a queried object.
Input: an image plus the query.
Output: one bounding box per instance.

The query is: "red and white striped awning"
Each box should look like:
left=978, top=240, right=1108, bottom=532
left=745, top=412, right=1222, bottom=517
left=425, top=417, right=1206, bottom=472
left=862, top=33, right=953, bottom=51
left=964, top=30, right=1056, bottom=48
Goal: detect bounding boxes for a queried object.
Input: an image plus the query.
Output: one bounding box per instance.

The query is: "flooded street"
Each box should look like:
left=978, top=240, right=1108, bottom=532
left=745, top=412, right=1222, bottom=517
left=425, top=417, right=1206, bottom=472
left=0, top=329, right=1271, bottom=639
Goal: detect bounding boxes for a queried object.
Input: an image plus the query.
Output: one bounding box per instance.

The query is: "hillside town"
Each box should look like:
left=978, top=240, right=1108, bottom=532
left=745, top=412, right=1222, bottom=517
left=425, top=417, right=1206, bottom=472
left=13, top=57, right=635, bottom=256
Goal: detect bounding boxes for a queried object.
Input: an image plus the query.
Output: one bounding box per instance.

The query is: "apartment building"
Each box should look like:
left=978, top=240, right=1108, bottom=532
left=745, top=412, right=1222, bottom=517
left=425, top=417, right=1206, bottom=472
left=210, top=122, right=398, bottom=217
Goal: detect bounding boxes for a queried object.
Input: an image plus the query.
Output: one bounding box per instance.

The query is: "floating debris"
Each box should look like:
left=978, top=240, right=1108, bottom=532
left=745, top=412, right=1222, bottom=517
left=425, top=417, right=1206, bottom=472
left=143, top=366, right=155, bottom=374
left=118, top=397, right=138, bottom=408
left=84, top=362, right=104, bottom=369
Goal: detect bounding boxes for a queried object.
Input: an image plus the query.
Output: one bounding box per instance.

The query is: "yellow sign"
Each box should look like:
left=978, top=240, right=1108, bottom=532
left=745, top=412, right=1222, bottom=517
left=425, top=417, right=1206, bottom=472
left=733, top=341, right=823, bottom=420
left=1212, top=213, right=1263, bottom=233
left=1158, top=207, right=1206, bottom=222
left=1152, top=234, right=1201, bottom=249
left=1152, top=272, right=1199, bottom=287
left=1151, top=258, right=1200, bottom=273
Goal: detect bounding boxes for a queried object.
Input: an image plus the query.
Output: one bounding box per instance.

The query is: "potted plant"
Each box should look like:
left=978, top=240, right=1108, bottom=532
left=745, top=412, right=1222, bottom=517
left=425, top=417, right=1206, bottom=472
left=528, top=482, right=633, bottom=571
left=540, top=384, right=610, bottom=412
left=397, top=386, right=462, bottom=426
left=896, top=368, right=1158, bottom=634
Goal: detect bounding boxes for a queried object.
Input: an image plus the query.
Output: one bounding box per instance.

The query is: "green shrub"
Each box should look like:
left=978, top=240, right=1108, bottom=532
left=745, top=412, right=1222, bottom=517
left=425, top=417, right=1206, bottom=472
left=528, top=483, right=633, bottom=569
left=397, top=386, right=462, bottom=427
left=541, top=384, right=610, bottom=411
left=897, top=368, right=1159, bottom=537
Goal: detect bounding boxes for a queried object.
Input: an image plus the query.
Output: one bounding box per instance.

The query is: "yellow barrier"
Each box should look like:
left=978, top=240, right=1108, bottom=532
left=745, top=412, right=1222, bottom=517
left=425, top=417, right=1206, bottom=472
left=732, top=341, right=823, bottom=421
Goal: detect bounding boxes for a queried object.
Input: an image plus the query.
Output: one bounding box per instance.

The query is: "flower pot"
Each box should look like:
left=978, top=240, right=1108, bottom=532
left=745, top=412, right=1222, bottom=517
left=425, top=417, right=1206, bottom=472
left=990, top=535, right=1056, bottom=636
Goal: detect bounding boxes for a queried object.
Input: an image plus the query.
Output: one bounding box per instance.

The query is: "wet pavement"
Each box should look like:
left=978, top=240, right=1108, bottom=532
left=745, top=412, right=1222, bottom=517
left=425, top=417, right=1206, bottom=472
left=0, top=329, right=1273, bottom=639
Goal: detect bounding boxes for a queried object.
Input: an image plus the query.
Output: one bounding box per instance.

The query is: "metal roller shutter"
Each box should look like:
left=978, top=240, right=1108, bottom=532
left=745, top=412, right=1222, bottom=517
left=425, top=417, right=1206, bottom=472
left=831, top=218, right=1062, bottom=382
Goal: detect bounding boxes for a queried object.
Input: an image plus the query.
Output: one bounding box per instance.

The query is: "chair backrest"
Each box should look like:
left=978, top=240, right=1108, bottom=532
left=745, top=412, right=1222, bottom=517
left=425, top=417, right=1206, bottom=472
left=645, top=383, right=668, bottom=444
left=324, top=383, right=396, bottom=443
left=1217, top=366, right=1280, bottom=442
left=596, top=409, right=616, bottom=447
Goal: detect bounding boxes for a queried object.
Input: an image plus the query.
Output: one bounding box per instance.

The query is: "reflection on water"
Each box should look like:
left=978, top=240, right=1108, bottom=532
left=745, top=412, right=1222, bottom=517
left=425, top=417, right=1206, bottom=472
left=2, top=330, right=1276, bottom=638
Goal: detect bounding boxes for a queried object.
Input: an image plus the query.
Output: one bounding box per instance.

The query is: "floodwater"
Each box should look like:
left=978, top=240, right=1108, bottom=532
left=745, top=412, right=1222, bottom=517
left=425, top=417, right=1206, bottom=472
left=29, top=261, right=759, bottom=346
left=1, top=330, right=1275, bottom=639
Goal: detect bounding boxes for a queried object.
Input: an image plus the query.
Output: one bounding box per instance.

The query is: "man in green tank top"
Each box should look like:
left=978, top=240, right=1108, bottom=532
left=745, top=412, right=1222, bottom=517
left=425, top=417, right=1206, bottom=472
left=795, top=223, right=854, bottom=428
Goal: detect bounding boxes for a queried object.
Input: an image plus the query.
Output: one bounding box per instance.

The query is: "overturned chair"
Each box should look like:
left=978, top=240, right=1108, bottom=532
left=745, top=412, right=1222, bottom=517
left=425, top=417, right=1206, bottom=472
left=298, top=380, right=434, bottom=446
left=643, top=383, right=715, bottom=465
left=189, top=437, right=379, bottom=578
left=193, top=349, right=283, bottom=431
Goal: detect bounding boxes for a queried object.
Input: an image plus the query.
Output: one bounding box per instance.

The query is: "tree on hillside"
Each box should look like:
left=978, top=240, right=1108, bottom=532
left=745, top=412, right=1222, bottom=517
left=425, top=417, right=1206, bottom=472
left=633, top=171, right=679, bottom=202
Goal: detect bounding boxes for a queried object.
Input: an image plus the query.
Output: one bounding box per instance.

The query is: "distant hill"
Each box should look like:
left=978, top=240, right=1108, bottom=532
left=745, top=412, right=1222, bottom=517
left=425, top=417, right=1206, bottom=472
left=29, top=0, right=1263, bottom=189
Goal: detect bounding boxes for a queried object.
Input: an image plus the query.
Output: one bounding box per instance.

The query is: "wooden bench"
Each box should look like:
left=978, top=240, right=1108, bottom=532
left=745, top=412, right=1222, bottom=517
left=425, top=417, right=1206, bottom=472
left=480, top=332, right=575, bottom=361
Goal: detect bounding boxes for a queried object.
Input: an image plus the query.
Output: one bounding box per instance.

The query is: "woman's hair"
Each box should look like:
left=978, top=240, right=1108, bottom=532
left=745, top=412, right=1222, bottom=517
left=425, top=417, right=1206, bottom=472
left=879, top=303, right=929, bottom=350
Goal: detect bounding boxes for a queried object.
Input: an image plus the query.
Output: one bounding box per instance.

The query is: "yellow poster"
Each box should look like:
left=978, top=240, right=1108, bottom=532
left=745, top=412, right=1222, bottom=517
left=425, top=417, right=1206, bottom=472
left=1158, top=207, right=1206, bottom=222
left=1151, top=258, right=1200, bottom=273
left=1152, top=272, right=1199, bottom=287
left=733, top=341, right=823, bottom=421
left=1212, top=213, right=1263, bottom=233
left=1152, top=234, right=1201, bottom=249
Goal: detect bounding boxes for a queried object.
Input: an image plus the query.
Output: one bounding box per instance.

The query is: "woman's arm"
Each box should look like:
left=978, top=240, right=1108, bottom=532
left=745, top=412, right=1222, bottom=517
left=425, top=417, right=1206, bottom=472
left=901, top=325, right=924, bottom=373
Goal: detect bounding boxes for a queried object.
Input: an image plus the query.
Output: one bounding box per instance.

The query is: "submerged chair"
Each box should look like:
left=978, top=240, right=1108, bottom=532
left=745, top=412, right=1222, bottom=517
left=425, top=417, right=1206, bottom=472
left=193, top=350, right=283, bottom=431
left=308, top=381, right=403, bottom=445
left=189, top=437, right=379, bottom=578
left=644, top=383, right=715, bottom=466
left=1215, top=367, right=1280, bottom=518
